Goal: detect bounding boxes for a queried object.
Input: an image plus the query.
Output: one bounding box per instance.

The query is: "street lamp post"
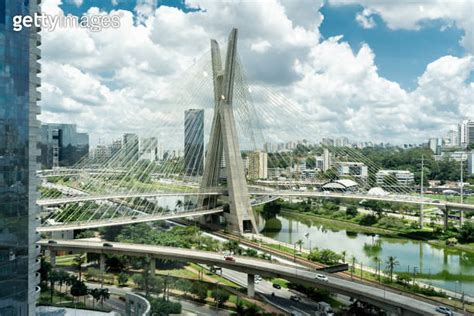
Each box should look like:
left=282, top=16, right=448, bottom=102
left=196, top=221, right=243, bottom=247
left=460, top=158, right=464, bottom=225
left=215, top=281, right=220, bottom=312
left=293, top=243, right=296, bottom=262
left=420, top=155, right=424, bottom=228
left=413, top=266, right=417, bottom=286
left=305, top=232, right=310, bottom=252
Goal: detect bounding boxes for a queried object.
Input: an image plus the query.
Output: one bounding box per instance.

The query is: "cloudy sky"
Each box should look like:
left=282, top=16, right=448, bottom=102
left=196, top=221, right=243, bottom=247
left=39, top=0, right=474, bottom=147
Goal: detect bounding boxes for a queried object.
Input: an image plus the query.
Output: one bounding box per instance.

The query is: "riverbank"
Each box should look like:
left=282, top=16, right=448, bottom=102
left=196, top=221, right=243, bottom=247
left=278, top=208, right=474, bottom=254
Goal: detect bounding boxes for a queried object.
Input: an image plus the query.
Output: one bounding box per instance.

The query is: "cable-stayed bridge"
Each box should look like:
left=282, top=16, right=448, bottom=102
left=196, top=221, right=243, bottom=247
left=37, top=28, right=471, bottom=234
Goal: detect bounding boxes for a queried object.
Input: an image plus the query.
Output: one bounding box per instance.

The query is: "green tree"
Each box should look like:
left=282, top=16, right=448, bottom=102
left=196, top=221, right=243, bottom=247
left=56, top=270, right=70, bottom=294
left=191, top=282, right=208, bottom=301
left=49, top=270, right=60, bottom=303
left=385, top=256, right=399, bottom=282
left=73, top=254, right=86, bottom=281
left=70, top=280, right=88, bottom=304
left=117, top=273, right=129, bottom=287
left=174, top=279, right=192, bottom=297
left=223, top=240, right=241, bottom=255
left=245, top=248, right=258, bottom=257
left=341, top=250, right=347, bottom=263
left=345, top=205, right=358, bottom=217
left=211, top=288, right=229, bottom=306
left=261, top=199, right=282, bottom=218
left=372, top=256, right=382, bottom=281
left=308, top=249, right=342, bottom=265
left=86, top=267, right=101, bottom=282
left=98, top=288, right=110, bottom=306
left=295, top=239, right=304, bottom=252
left=39, top=256, right=52, bottom=288
left=459, top=222, right=474, bottom=243
left=175, top=199, right=183, bottom=210
left=150, top=299, right=182, bottom=315
left=89, top=288, right=101, bottom=308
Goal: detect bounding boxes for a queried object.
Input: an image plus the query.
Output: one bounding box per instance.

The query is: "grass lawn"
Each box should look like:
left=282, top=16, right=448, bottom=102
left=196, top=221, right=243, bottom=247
left=270, top=278, right=289, bottom=289
left=55, top=254, right=78, bottom=266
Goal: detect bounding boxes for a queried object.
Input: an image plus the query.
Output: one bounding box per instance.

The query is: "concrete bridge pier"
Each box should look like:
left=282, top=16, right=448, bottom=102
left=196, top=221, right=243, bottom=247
left=50, top=250, right=56, bottom=267
left=100, top=253, right=106, bottom=287
left=100, top=253, right=106, bottom=273
left=247, top=273, right=255, bottom=297
left=443, top=207, right=449, bottom=231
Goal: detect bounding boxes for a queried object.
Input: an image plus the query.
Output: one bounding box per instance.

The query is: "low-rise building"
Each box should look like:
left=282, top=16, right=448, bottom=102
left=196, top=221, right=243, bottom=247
left=376, top=170, right=414, bottom=188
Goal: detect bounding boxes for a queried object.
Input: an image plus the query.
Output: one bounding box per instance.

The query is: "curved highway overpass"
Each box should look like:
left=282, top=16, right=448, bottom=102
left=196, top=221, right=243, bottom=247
left=37, top=191, right=221, bottom=207
left=36, top=208, right=223, bottom=232
left=37, top=190, right=474, bottom=210
left=38, top=239, right=451, bottom=316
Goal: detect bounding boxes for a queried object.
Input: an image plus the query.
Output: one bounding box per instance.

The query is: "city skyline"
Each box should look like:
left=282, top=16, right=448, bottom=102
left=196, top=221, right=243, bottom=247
left=38, top=0, right=473, bottom=146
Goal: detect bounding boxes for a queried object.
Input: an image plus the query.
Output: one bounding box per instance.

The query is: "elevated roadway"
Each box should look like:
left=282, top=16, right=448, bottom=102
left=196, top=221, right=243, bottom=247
left=37, top=208, right=223, bottom=232
left=38, top=191, right=221, bottom=207
left=38, top=239, right=453, bottom=316
left=38, top=190, right=474, bottom=211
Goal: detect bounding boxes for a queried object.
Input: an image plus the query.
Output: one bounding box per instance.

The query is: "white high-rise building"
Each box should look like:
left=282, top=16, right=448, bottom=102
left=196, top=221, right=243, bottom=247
left=444, top=130, right=458, bottom=148
left=457, top=120, right=474, bottom=148
left=140, top=137, right=159, bottom=161
left=335, top=137, right=350, bottom=147
left=467, top=121, right=474, bottom=147
left=428, top=138, right=442, bottom=155
left=468, top=151, right=474, bottom=176
left=248, top=151, right=268, bottom=180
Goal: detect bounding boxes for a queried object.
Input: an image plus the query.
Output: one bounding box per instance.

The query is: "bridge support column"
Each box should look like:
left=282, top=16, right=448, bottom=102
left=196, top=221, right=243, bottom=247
left=460, top=209, right=464, bottom=226
left=199, top=28, right=257, bottom=235
left=50, top=250, right=56, bottom=267
left=149, top=258, right=156, bottom=277
left=100, top=253, right=106, bottom=272
left=247, top=274, right=255, bottom=297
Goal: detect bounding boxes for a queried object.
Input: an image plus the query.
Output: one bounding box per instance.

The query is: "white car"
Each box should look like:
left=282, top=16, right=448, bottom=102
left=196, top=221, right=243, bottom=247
left=315, top=273, right=328, bottom=282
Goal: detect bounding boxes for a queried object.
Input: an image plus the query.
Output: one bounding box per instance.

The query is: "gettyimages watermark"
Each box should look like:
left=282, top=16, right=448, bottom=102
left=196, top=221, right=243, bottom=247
left=12, top=12, right=122, bottom=32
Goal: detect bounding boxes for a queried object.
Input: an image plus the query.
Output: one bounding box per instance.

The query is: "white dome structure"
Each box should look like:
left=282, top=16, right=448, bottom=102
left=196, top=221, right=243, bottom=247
left=367, top=187, right=388, bottom=196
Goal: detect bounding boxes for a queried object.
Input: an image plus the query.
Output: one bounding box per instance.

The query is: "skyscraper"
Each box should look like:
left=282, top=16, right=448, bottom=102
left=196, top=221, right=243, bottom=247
left=184, top=109, right=204, bottom=176
left=123, top=133, right=139, bottom=165
left=39, top=123, right=89, bottom=168
left=0, top=0, right=41, bottom=314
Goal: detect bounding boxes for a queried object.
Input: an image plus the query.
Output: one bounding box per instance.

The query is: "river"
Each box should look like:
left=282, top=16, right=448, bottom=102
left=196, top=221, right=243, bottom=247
left=260, top=211, right=474, bottom=296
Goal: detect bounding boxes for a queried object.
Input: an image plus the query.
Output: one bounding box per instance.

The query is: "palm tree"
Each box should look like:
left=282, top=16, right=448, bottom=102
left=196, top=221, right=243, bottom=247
left=73, top=254, right=86, bottom=281
left=49, top=270, right=59, bottom=303
left=98, top=288, right=110, bottom=306
left=351, top=256, right=357, bottom=273
left=372, top=256, right=381, bottom=280
left=385, top=256, right=399, bottom=282
left=56, top=270, right=69, bottom=294
left=89, top=288, right=100, bottom=308
left=295, top=239, right=304, bottom=253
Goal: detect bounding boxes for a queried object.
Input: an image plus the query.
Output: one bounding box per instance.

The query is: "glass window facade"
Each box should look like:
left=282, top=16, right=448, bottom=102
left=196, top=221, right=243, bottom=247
left=184, top=109, right=204, bottom=176
left=0, top=0, right=40, bottom=315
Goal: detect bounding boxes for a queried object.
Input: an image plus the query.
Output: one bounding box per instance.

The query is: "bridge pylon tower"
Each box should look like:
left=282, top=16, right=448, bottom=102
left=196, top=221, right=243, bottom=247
left=199, top=28, right=257, bottom=235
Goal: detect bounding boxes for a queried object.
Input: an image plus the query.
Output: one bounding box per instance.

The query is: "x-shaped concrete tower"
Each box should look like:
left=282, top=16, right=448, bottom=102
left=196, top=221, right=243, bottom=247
left=200, top=28, right=258, bottom=235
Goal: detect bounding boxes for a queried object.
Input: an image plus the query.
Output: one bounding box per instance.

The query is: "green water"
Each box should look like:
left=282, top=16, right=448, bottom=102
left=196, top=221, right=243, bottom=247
left=261, top=212, right=474, bottom=296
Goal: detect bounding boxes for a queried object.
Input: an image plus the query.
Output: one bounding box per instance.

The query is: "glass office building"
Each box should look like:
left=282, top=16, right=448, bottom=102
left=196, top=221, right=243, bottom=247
left=184, top=109, right=204, bottom=176
left=0, top=0, right=41, bottom=315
